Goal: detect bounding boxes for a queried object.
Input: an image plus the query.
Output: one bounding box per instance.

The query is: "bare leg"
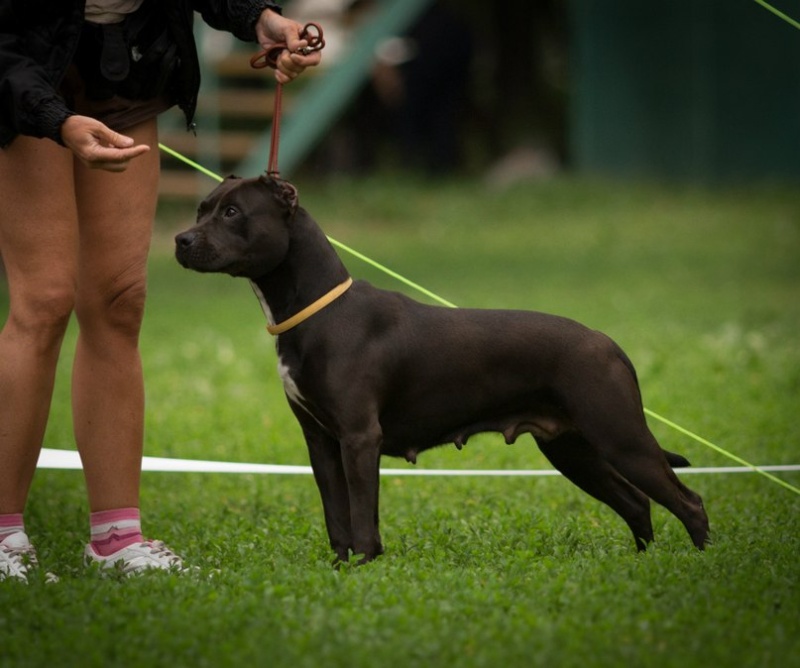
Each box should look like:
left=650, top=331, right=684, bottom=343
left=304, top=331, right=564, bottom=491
left=71, top=118, right=159, bottom=512
left=0, top=136, right=78, bottom=514
left=0, top=115, right=159, bottom=518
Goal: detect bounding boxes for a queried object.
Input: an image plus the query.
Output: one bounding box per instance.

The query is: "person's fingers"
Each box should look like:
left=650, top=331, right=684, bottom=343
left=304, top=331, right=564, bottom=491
left=274, top=50, right=321, bottom=83
left=79, top=135, right=149, bottom=171
left=61, top=116, right=150, bottom=171
left=99, top=126, right=136, bottom=148
left=255, top=10, right=323, bottom=84
left=85, top=144, right=150, bottom=171
left=284, top=31, right=310, bottom=54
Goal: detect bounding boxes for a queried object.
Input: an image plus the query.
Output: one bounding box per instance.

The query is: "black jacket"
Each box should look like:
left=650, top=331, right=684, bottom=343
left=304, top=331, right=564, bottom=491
left=0, top=0, right=281, bottom=147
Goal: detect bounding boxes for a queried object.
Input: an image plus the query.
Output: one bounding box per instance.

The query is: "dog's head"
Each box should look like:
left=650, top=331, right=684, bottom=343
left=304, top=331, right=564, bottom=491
left=175, top=174, right=299, bottom=279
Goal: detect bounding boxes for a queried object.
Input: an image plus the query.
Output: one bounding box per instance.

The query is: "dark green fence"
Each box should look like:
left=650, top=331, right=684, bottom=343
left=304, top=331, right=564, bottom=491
left=570, top=0, right=800, bottom=182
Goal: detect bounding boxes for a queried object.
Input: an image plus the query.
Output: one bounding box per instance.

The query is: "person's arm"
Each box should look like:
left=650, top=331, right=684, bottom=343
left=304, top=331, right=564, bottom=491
left=0, top=8, right=74, bottom=146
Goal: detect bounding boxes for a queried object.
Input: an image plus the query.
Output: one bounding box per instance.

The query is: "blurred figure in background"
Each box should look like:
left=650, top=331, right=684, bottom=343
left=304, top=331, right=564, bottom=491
left=318, top=0, right=474, bottom=176
left=371, top=2, right=474, bottom=174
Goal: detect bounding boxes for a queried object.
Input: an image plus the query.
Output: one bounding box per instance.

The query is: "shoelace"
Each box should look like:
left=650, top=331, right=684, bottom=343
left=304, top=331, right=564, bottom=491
left=0, top=542, right=55, bottom=582
left=2, top=544, right=39, bottom=569
left=143, top=540, right=181, bottom=564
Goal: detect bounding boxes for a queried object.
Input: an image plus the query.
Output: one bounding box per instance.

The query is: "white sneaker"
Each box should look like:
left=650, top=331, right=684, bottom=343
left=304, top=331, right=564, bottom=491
left=1, top=531, right=40, bottom=582
left=84, top=539, right=186, bottom=575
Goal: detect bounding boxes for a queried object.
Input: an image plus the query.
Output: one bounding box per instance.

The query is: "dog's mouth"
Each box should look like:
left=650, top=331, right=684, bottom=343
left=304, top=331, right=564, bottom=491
left=174, top=243, right=253, bottom=278
left=175, top=244, right=230, bottom=274
left=175, top=244, right=214, bottom=271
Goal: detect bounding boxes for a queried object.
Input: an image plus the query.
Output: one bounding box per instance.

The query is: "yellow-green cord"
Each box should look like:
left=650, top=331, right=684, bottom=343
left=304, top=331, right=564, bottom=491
left=753, top=0, right=800, bottom=31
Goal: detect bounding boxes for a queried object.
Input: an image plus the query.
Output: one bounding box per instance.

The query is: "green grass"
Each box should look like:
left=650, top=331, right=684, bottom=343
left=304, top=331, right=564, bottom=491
left=1, top=175, right=799, bottom=668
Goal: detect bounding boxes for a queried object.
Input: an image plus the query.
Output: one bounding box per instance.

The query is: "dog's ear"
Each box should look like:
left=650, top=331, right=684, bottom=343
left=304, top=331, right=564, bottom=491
left=258, top=174, right=298, bottom=216
left=277, top=180, right=298, bottom=215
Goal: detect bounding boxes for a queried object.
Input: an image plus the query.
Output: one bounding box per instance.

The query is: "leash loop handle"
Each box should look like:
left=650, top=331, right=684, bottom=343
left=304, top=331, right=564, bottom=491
left=249, top=22, right=325, bottom=70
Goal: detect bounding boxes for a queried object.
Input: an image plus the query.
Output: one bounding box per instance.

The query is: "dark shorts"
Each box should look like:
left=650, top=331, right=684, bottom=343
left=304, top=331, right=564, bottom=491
left=59, top=62, right=174, bottom=132
left=59, top=12, right=178, bottom=132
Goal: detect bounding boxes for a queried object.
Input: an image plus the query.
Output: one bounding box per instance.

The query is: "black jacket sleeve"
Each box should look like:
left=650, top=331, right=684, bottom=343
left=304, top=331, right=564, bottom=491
left=192, top=0, right=282, bottom=43
left=0, top=5, right=77, bottom=146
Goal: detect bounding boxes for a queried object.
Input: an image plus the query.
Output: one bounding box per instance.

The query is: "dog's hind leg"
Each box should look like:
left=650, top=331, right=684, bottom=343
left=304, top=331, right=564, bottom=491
left=537, top=432, right=654, bottom=550
left=602, top=431, right=710, bottom=550
left=566, top=352, right=710, bottom=549
left=573, top=404, right=709, bottom=549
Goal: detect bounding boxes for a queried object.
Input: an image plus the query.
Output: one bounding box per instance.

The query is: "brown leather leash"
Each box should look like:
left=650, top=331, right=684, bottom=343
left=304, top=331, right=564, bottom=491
left=249, top=22, right=325, bottom=177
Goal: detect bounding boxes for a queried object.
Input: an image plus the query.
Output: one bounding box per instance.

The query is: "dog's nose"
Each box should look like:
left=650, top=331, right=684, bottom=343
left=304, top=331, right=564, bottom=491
left=175, top=230, right=197, bottom=249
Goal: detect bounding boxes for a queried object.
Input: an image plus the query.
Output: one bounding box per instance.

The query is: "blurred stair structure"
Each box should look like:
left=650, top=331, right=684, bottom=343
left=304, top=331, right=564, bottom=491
left=157, top=0, right=434, bottom=202
left=157, top=25, right=281, bottom=200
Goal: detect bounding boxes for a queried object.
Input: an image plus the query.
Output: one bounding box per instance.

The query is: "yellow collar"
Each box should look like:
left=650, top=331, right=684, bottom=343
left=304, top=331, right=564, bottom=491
left=266, top=277, right=353, bottom=335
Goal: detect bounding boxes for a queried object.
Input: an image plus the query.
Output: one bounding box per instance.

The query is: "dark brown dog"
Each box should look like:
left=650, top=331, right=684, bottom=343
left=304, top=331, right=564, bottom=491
left=175, top=175, right=710, bottom=563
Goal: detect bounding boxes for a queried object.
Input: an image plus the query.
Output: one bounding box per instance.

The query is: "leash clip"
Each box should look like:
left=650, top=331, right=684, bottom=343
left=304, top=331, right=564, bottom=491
left=250, top=22, right=325, bottom=70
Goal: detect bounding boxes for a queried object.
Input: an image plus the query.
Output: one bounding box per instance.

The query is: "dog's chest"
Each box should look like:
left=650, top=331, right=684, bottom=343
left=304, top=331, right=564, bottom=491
left=250, top=280, right=309, bottom=405
left=275, top=350, right=332, bottom=432
left=250, top=280, right=327, bottom=427
left=276, top=354, right=305, bottom=405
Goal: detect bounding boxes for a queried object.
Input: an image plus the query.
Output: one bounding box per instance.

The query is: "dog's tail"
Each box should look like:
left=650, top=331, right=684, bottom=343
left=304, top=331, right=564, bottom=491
left=664, top=449, right=692, bottom=468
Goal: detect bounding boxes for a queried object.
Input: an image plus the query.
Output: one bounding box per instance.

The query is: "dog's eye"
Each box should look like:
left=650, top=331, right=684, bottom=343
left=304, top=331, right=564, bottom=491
left=223, top=206, right=239, bottom=218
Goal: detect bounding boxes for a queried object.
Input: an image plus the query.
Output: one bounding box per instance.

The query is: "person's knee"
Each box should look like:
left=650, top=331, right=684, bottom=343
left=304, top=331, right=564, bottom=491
left=107, top=276, right=148, bottom=338
left=8, top=284, right=75, bottom=345
left=75, top=271, right=148, bottom=341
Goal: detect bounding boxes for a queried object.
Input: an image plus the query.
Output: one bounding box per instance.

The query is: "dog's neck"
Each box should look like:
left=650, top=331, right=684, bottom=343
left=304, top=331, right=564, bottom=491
left=249, top=207, right=350, bottom=332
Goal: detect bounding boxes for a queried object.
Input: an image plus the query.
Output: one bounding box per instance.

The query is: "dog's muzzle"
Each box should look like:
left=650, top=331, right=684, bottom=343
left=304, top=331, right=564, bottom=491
left=174, top=230, right=215, bottom=269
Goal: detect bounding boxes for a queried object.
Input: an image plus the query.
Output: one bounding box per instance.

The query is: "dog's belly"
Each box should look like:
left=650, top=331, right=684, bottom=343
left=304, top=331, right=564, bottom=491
left=379, top=394, right=572, bottom=463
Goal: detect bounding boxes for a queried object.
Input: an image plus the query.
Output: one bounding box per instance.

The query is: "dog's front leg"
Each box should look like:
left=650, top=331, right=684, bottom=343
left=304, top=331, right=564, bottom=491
left=293, top=410, right=354, bottom=563
left=340, top=426, right=384, bottom=563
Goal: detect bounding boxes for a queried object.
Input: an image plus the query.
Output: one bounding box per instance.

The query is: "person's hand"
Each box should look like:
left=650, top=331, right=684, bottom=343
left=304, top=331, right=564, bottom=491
left=255, top=9, right=323, bottom=84
left=60, top=115, right=150, bottom=172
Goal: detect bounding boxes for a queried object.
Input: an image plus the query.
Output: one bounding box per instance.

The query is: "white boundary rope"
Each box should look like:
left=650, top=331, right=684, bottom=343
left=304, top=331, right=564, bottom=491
left=37, top=448, right=800, bottom=477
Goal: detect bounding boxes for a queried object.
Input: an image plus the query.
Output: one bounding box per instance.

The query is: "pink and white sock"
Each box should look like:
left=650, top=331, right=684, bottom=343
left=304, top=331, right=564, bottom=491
left=0, top=514, right=25, bottom=542
left=89, top=508, right=144, bottom=557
